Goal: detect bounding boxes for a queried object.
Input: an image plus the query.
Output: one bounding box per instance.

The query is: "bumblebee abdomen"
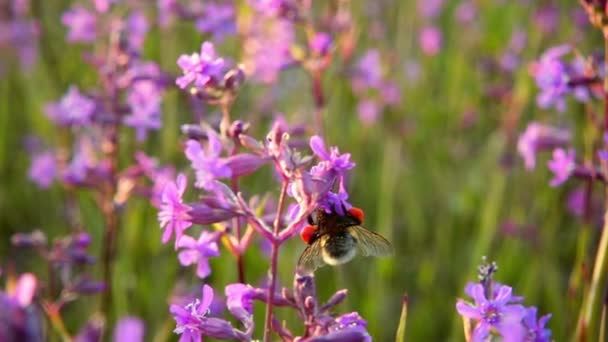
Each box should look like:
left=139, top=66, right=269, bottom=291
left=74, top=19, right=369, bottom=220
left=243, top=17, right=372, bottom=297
left=321, top=232, right=357, bottom=265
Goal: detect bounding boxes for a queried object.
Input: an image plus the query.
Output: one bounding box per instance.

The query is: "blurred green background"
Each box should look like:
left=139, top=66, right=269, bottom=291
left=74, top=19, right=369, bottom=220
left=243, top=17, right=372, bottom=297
left=0, top=0, right=600, bottom=340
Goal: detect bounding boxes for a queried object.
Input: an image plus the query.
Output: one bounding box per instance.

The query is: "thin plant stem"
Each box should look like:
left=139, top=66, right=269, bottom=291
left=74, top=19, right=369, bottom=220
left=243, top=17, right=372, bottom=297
left=575, top=33, right=608, bottom=342
left=263, top=181, right=289, bottom=342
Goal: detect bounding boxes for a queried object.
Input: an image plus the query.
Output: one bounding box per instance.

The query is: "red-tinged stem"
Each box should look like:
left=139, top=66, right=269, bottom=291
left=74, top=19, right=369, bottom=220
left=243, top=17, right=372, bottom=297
left=43, top=301, right=72, bottom=342
left=263, top=181, right=289, bottom=342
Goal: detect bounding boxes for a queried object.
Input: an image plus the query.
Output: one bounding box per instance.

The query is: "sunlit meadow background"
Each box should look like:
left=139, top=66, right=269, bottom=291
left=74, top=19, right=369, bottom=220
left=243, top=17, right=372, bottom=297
left=0, top=0, right=599, bottom=340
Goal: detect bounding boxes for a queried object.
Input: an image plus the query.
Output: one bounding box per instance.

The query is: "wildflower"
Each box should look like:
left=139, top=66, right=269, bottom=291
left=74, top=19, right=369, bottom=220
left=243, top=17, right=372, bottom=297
left=61, top=6, right=97, bottom=43
left=184, top=136, right=232, bottom=190
left=125, top=10, right=149, bottom=52
left=352, top=49, right=383, bottom=91
left=113, top=316, right=145, bottom=342
left=309, top=32, right=332, bottom=56
left=417, top=0, right=443, bottom=19
left=158, top=174, right=193, bottom=247
left=176, top=42, right=227, bottom=89
left=547, top=148, right=576, bottom=187
left=530, top=45, right=571, bottom=112
left=28, top=151, right=56, bottom=188
left=196, top=3, right=236, bottom=42
left=456, top=283, right=526, bottom=341
left=177, top=231, right=220, bottom=279
left=224, top=283, right=255, bottom=325
left=242, top=17, right=294, bottom=84
left=45, top=86, right=96, bottom=127
left=124, top=63, right=164, bottom=141
left=0, top=273, right=42, bottom=341
left=455, top=1, right=477, bottom=24
left=357, top=99, right=380, bottom=125
left=517, top=122, right=570, bottom=170
left=522, top=307, right=552, bottom=342
left=170, top=284, right=242, bottom=341
left=419, top=26, right=442, bottom=56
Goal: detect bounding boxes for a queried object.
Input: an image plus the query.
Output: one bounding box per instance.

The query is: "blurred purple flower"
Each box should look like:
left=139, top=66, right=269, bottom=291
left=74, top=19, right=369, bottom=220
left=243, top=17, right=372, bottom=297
left=126, top=10, right=149, bottom=52
left=158, top=174, right=193, bottom=247
left=517, top=122, right=570, bottom=170
left=530, top=45, right=571, bottom=112
left=567, top=187, right=586, bottom=218
left=417, top=0, right=443, bottom=19
left=352, top=49, right=383, bottom=91
left=171, top=284, right=241, bottom=341
left=419, top=26, right=442, bottom=56
left=61, top=6, right=97, bottom=43
left=4, top=19, right=39, bottom=70
left=522, top=307, right=552, bottom=342
left=534, top=5, right=558, bottom=34
left=28, top=151, right=56, bottom=188
left=45, top=86, right=96, bottom=127
left=547, top=148, right=575, bottom=187
left=196, top=3, right=236, bottom=42
left=177, top=231, right=220, bottom=279
left=63, top=137, right=99, bottom=184
left=243, top=17, right=294, bottom=84
left=157, top=0, right=176, bottom=27
left=176, top=42, right=226, bottom=89
left=357, top=99, right=380, bottom=125
left=113, top=316, right=144, bottom=342
left=124, top=62, right=163, bottom=141
left=310, top=32, right=332, bottom=56
left=93, top=0, right=117, bottom=13
left=185, top=136, right=231, bottom=190
left=456, top=283, right=526, bottom=341
left=455, top=1, right=477, bottom=24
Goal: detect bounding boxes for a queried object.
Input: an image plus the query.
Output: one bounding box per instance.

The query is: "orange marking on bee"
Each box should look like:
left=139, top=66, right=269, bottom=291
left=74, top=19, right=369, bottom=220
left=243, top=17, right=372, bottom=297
left=348, top=207, right=365, bottom=223
left=300, top=225, right=317, bottom=244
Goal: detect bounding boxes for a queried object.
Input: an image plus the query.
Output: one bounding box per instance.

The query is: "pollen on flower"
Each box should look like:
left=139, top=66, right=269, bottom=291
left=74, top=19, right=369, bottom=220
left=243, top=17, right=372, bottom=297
left=347, top=207, right=365, bottom=223
left=300, top=225, right=317, bottom=244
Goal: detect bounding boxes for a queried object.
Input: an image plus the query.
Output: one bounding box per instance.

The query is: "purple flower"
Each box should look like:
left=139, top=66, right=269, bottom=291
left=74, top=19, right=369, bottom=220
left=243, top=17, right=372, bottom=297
left=93, top=0, right=117, bottom=13
left=185, top=135, right=232, bottom=190
left=455, top=1, right=477, bottom=24
left=310, top=32, right=332, bottom=56
left=45, top=86, right=96, bottom=126
left=242, top=17, right=294, bottom=84
left=61, top=6, right=97, bottom=43
left=62, top=137, right=99, bottom=184
left=530, top=45, right=571, bottom=112
left=176, top=42, right=226, bottom=89
left=113, top=316, right=144, bottom=342
left=158, top=174, right=193, bottom=248
left=567, top=187, right=586, bottom=217
left=196, top=3, right=236, bottom=42
left=224, top=283, right=255, bottom=324
left=157, top=0, right=176, bottom=27
left=28, top=151, right=56, bottom=188
left=419, top=26, right=442, bottom=56
left=177, top=231, right=220, bottom=279
left=170, top=285, right=240, bottom=341
left=352, top=49, right=383, bottom=91
left=522, top=307, right=552, bottom=342
left=357, top=99, right=380, bottom=125
left=547, top=148, right=575, bottom=187
left=417, top=0, right=443, bottom=19
left=456, top=283, right=526, bottom=342
left=309, top=136, right=355, bottom=174
left=125, top=10, right=149, bottom=52
left=517, top=122, right=570, bottom=170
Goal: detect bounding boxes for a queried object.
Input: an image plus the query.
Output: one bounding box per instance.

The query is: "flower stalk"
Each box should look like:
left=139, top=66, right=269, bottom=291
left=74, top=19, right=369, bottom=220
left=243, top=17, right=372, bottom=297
left=263, top=180, right=289, bottom=342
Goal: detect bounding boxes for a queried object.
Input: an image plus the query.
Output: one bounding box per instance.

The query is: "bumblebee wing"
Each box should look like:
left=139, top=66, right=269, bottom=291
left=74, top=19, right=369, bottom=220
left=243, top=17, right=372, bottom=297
left=347, top=225, right=393, bottom=257
left=297, top=237, right=326, bottom=273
